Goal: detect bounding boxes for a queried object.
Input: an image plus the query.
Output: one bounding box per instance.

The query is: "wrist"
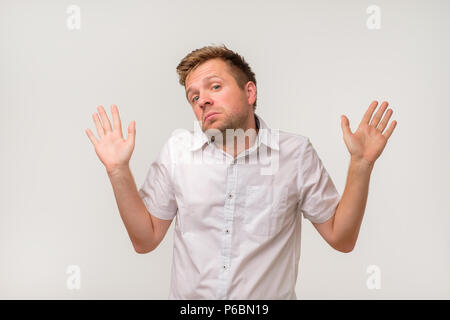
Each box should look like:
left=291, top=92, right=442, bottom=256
left=106, top=164, right=130, bottom=177
left=350, top=156, right=374, bottom=171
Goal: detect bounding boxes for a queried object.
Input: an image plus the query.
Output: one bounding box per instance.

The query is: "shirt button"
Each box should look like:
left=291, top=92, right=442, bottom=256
left=223, top=265, right=227, bottom=269
left=225, top=229, right=229, bottom=233
left=228, top=194, right=232, bottom=199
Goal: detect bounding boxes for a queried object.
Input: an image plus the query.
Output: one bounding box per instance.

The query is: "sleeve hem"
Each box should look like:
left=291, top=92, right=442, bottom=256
left=141, top=194, right=176, bottom=221
left=303, top=201, right=338, bottom=224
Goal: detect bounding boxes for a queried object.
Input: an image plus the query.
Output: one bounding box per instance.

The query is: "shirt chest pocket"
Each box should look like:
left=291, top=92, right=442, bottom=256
left=243, top=185, right=289, bottom=238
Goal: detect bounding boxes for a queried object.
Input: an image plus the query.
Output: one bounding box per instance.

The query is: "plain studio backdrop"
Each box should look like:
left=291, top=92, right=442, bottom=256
left=1, top=0, right=449, bottom=299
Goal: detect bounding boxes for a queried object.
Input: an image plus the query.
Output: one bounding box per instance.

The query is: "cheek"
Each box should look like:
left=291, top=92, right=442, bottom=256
left=220, top=89, right=242, bottom=107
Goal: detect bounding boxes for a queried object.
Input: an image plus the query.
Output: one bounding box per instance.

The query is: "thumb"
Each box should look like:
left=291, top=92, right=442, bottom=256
left=126, top=121, right=136, bottom=145
left=341, top=115, right=352, bottom=136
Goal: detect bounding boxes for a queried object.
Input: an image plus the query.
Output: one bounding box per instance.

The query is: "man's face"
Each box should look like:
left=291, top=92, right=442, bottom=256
left=185, top=58, right=256, bottom=133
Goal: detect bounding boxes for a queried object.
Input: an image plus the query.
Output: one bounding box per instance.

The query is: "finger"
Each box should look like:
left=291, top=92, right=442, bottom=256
left=341, top=115, right=352, bottom=136
left=85, top=128, right=99, bottom=145
left=361, top=100, right=378, bottom=126
left=370, top=101, right=389, bottom=128
left=93, top=112, right=105, bottom=138
left=377, top=108, right=393, bottom=133
left=110, top=104, right=123, bottom=138
left=97, top=105, right=113, bottom=132
left=383, top=120, right=397, bottom=140
left=126, top=121, right=136, bottom=145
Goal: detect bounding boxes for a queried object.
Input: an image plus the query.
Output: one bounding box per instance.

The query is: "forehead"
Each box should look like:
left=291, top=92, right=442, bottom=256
left=185, top=58, right=231, bottom=88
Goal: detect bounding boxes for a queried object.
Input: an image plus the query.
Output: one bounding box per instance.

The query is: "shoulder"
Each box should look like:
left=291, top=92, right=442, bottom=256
left=167, top=128, right=195, bottom=148
left=162, top=128, right=196, bottom=162
left=277, top=129, right=310, bottom=152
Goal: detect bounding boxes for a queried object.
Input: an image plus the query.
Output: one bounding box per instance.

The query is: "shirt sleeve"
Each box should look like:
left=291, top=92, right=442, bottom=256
left=297, top=138, right=340, bottom=224
left=138, top=140, right=178, bottom=220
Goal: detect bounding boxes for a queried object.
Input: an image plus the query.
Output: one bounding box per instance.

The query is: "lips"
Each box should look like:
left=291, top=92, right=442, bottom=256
left=204, top=112, right=220, bottom=122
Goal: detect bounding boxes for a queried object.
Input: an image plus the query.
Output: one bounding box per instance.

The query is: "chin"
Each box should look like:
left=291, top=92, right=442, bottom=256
left=202, top=120, right=224, bottom=133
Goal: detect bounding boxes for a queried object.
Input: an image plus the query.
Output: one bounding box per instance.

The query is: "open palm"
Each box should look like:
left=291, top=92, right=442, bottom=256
left=341, top=101, right=397, bottom=165
left=85, top=104, right=136, bottom=173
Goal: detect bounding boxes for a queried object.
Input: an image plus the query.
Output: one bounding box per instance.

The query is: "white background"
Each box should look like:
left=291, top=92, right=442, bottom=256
left=0, top=0, right=449, bottom=299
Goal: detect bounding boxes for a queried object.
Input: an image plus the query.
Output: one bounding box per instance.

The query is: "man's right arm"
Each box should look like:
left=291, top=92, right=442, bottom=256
left=86, top=104, right=172, bottom=254
left=107, top=166, right=157, bottom=254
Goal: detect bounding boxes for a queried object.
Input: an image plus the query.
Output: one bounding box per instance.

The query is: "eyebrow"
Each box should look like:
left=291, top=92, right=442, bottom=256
left=185, top=75, right=223, bottom=100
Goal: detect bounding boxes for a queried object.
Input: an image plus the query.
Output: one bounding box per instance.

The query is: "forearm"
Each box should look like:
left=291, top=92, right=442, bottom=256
left=333, top=157, right=374, bottom=251
left=107, top=166, right=155, bottom=252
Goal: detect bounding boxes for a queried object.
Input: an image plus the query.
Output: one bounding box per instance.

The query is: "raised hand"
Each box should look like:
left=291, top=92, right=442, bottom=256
left=340, top=101, right=397, bottom=166
left=85, top=105, right=136, bottom=174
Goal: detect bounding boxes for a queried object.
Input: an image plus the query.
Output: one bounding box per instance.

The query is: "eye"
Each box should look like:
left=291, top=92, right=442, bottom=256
left=192, top=96, right=199, bottom=103
left=213, top=85, right=220, bottom=90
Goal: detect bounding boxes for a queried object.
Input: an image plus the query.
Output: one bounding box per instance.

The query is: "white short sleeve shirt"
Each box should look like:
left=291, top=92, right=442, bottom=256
left=138, top=114, right=340, bottom=299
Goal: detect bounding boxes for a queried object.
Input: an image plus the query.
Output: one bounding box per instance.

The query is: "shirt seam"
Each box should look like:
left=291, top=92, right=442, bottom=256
left=297, top=137, right=310, bottom=206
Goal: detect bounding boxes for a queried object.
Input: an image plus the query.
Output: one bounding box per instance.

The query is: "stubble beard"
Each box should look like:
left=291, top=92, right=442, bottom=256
left=202, top=111, right=248, bottom=140
left=204, top=113, right=255, bottom=154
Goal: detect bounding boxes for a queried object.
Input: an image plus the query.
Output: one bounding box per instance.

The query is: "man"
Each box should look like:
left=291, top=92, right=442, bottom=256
left=85, top=45, right=397, bottom=299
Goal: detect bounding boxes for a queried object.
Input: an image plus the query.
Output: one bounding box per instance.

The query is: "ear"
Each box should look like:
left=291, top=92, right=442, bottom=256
left=245, top=81, right=257, bottom=106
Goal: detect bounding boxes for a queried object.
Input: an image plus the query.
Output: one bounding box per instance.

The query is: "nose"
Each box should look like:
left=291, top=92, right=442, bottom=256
left=198, top=93, right=213, bottom=110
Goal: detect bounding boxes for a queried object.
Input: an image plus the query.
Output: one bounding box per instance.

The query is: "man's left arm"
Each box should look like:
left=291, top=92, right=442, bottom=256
left=331, top=100, right=397, bottom=252
left=331, top=157, right=373, bottom=252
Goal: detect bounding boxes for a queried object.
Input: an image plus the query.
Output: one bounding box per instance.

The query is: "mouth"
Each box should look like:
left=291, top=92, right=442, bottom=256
left=204, top=112, right=220, bottom=122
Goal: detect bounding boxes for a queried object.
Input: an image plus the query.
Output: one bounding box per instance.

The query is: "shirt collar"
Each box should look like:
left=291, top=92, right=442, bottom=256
left=189, top=113, right=279, bottom=151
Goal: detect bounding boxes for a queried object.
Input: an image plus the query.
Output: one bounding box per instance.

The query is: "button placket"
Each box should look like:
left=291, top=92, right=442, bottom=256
left=216, top=160, right=237, bottom=299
